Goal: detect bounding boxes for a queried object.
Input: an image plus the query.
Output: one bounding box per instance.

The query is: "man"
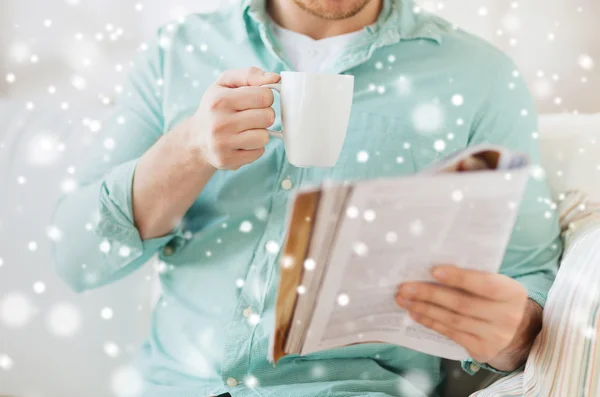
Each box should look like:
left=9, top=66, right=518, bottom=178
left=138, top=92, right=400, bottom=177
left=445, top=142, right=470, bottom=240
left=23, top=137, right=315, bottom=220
left=52, top=0, right=561, bottom=396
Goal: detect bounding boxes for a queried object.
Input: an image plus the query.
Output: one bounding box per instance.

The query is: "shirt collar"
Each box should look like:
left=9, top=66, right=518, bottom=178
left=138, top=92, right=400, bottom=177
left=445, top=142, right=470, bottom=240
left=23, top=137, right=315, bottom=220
left=240, top=0, right=450, bottom=45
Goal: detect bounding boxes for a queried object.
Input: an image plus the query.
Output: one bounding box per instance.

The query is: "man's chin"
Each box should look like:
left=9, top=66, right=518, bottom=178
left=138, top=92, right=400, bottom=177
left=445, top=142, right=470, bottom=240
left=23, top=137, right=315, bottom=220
left=293, top=0, right=373, bottom=20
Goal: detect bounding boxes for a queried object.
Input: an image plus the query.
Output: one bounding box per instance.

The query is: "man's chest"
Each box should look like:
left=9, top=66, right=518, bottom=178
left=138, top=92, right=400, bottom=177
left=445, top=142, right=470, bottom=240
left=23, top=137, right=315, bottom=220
left=159, top=42, right=483, bottom=217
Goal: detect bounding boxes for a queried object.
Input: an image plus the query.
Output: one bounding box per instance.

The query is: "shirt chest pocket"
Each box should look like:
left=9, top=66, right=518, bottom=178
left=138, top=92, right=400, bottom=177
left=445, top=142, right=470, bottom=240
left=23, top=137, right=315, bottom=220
left=305, top=110, right=442, bottom=184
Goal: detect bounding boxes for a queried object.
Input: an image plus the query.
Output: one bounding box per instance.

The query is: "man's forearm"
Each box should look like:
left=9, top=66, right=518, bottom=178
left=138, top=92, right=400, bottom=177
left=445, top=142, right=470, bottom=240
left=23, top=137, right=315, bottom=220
left=133, top=118, right=216, bottom=240
left=486, top=299, right=543, bottom=372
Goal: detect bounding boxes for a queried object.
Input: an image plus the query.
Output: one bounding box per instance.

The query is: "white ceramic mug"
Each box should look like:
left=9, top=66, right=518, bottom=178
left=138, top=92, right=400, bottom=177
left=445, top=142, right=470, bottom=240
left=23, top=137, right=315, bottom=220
left=262, top=71, right=354, bottom=168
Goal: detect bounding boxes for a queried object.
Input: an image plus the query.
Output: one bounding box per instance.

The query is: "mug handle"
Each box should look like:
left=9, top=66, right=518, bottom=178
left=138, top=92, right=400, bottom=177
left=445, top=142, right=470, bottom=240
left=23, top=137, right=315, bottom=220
left=261, top=83, right=284, bottom=140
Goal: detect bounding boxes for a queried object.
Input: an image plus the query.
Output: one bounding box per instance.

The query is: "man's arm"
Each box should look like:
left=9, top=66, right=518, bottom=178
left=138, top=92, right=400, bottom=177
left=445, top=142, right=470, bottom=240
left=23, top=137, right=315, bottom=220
left=52, top=27, right=279, bottom=291
left=396, top=56, right=561, bottom=374
left=132, top=68, right=280, bottom=240
left=52, top=29, right=177, bottom=292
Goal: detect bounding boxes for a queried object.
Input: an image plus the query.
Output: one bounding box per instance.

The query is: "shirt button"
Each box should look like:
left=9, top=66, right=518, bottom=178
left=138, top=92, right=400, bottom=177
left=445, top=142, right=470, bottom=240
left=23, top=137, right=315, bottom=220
left=226, top=377, right=238, bottom=387
left=163, top=245, right=175, bottom=256
left=281, top=178, right=293, bottom=190
left=306, top=49, right=319, bottom=57
left=469, top=362, right=480, bottom=373
left=242, top=307, right=253, bottom=318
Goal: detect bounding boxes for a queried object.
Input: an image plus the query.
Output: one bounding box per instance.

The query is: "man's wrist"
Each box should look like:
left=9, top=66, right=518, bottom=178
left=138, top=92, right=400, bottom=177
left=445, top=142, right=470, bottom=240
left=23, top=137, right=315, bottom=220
left=172, top=117, right=216, bottom=174
left=487, top=299, right=543, bottom=371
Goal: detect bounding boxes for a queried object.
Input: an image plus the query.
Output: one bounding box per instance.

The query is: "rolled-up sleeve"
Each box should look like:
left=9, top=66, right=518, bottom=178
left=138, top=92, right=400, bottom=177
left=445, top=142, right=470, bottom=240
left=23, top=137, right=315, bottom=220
left=460, top=57, right=562, bottom=375
left=52, top=27, right=183, bottom=292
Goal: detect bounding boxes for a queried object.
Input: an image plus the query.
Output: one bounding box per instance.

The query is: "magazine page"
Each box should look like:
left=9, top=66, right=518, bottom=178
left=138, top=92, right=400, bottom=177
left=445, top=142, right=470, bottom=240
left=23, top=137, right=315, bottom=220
left=300, top=167, right=530, bottom=360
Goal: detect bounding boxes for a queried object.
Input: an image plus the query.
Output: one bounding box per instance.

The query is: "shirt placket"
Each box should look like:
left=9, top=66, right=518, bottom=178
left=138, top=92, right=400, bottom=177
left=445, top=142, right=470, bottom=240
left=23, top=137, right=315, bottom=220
left=219, top=166, right=300, bottom=389
left=219, top=11, right=302, bottom=389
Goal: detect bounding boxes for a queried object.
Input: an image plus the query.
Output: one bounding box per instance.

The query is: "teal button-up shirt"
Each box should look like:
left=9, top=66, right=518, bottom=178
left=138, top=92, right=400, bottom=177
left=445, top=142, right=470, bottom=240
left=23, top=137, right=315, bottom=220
left=52, top=0, right=561, bottom=396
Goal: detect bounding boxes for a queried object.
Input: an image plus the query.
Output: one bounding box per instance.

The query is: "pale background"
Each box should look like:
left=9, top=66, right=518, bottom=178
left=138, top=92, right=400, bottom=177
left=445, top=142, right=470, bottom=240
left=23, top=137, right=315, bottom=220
left=0, top=1, right=598, bottom=397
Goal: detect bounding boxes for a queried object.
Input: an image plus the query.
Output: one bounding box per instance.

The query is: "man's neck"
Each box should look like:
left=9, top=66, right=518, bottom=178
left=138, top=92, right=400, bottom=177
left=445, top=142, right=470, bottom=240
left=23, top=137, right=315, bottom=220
left=267, top=0, right=382, bottom=40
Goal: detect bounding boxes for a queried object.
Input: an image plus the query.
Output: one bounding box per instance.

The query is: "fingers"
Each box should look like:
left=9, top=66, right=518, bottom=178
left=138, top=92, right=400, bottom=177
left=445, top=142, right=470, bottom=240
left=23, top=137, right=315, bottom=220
left=431, top=265, right=518, bottom=301
left=231, top=148, right=265, bottom=169
left=230, top=129, right=270, bottom=150
left=229, top=107, right=276, bottom=131
left=220, top=86, right=275, bottom=111
left=408, top=313, right=484, bottom=356
left=397, top=282, right=494, bottom=321
left=397, top=298, right=496, bottom=336
left=216, top=67, right=280, bottom=88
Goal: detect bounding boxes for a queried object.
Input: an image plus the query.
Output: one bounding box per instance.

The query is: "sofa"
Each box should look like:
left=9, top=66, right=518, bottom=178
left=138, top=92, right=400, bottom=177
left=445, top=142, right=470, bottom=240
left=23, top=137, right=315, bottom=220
left=0, top=97, right=598, bottom=397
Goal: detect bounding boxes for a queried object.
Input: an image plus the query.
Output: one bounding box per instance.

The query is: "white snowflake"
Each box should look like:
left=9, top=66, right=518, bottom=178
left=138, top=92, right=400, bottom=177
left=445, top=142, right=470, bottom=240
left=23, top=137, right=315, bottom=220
left=99, top=240, right=111, bottom=253
left=0, top=354, right=14, bottom=371
left=265, top=240, right=280, bottom=254
left=244, top=375, right=259, bottom=388
left=337, top=293, right=350, bottom=306
left=0, top=292, right=37, bottom=328
left=235, top=278, right=245, bottom=288
left=46, top=225, right=63, bottom=241
left=239, top=221, right=253, bottom=233
left=346, top=206, right=359, bottom=218
left=33, top=281, right=46, bottom=294
left=311, top=364, right=326, bottom=378
left=353, top=242, right=369, bottom=257
left=104, top=138, right=116, bottom=150
left=304, top=258, right=316, bottom=271
left=451, top=190, right=464, bottom=202
left=578, top=54, right=595, bottom=71
left=395, top=75, right=412, bottom=95
left=118, top=246, right=131, bottom=257
left=434, top=140, right=446, bottom=152
left=71, top=75, right=87, bottom=90
left=398, top=369, right=434, bottom=395
left=28, top=241, right=38, bottom=251
left=254, top=207, right=269, bottom=221
left=281, top=255, right=294, bottom=268
left=451, top=94, right=464, bottom=106
left=248, top=313, right=261, bottom=326
left=104, top=341, right=121, bottom=358
left=101, top=307, right=114, bottom=320
left=357, top=151, right=369, bottom=163
left=46, top=302, right=82, bottom=337
left=297, top=285, right=307, bottom=295
left=502, top=14, right=521, bottom=32
left=61, top=178, right=77, bottom=192
left=385, top=231, right=398, bottom=243
left=412, top=103, right=444, bottom=134
left=530, top=165, right=546, bottom=180
left=363, top=209, right=376, bottom=222
left=111, top=365, right=144, bottom=397
left=410, top=219, right=424, bottom=236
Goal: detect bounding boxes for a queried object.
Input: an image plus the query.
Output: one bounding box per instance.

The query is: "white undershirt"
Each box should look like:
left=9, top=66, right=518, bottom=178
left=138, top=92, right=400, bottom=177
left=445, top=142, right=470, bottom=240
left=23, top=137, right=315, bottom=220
left=269, top=18, right=364, bottom=73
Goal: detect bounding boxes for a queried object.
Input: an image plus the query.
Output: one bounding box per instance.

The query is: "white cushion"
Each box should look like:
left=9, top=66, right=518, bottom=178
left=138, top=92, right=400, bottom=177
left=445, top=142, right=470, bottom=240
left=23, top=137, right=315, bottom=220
left=538, top=114, right=600, bottom=201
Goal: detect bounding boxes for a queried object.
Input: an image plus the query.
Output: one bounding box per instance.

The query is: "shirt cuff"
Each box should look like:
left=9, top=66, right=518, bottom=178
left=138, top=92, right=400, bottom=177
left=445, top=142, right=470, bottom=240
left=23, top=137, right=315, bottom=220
left=461, top=357, right=524, bottom=377
left=94, top=159, right=183, bottom=271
